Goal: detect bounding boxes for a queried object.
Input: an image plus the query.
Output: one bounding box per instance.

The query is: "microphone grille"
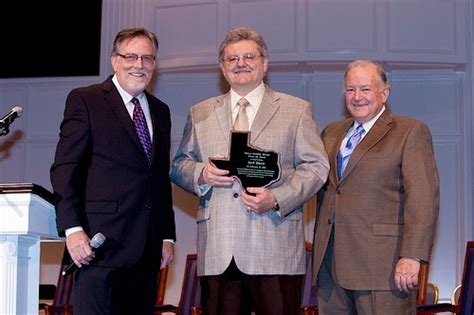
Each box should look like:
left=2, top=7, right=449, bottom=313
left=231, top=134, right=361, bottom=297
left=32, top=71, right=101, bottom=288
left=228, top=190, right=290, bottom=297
left=12, top=106, right=23, bottom=117
left=90, top=232, right=106, bottom=249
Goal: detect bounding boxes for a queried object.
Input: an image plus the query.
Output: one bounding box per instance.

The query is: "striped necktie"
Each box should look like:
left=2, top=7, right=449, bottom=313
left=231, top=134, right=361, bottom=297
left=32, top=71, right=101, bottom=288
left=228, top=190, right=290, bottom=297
left=131, top=97, right=152, bottom=162
left=337, top=124, right=365, bottom=178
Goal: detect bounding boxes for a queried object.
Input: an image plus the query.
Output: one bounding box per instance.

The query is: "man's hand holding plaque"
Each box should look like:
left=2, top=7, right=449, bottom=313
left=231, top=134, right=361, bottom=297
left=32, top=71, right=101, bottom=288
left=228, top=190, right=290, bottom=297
left=210, top=131, right=281, bottom=192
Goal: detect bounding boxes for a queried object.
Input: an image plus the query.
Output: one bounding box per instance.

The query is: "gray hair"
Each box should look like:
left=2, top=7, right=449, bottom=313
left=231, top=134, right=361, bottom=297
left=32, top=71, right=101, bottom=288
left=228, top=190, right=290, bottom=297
left=218, top=27, right=268, bottom=62
left=111, top=27, right=159, bottom=56
left=344, top=60, right=389, bottom=87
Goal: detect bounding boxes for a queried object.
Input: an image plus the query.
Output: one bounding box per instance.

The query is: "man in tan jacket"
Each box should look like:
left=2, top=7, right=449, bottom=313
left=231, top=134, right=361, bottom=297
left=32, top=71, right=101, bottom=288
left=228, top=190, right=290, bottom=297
left=312, top=60, right=439, bottom=314
left=171, top=27, right=329, bottom=315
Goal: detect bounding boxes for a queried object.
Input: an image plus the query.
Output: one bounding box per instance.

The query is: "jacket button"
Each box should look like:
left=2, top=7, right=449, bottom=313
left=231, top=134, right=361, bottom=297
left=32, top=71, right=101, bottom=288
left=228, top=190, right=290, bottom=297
left=233, top=193, right=239, bottom=198
left=336, top=189, right=341, bottom=194
left=327, top=218, right=332, bottom=224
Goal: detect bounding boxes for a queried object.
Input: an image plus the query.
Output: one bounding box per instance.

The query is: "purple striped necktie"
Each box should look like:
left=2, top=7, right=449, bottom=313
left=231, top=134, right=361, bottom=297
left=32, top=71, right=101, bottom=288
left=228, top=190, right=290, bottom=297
left=131, top=97, right=152, bottom=162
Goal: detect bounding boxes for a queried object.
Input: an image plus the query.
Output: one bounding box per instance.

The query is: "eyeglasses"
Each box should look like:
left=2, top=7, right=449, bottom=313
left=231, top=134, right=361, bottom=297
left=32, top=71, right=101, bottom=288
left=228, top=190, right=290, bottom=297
left=221, top=53, right=263, bottom=65
left=116, top=53, right=156, bottom=65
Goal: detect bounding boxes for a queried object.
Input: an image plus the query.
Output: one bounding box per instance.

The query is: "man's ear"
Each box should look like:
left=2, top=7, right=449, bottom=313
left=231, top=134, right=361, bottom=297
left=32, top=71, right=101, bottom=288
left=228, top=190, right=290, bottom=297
left=263, top=57, right=269, bottom=74
left=219, top=62, right=226, bottom=75
left=381, top=86, right=390, bottom=102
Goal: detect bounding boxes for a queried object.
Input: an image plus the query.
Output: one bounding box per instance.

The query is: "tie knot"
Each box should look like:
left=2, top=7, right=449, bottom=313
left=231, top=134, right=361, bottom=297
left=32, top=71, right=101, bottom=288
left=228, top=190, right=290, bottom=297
left=131, top=97, right=140, bottom=107
left=238, top=98, right=249, bottom=108
left=355, top=124, right=364, bottom=134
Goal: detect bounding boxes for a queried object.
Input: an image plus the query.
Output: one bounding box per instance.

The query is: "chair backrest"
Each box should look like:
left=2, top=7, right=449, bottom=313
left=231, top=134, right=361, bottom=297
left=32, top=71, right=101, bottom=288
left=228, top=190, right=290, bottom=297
left=417, top=263, right=430, bottom=305
left=177, top=254, right=201, bottom=315
left=451, top=284, right=462, bottom=304
left=156, top=265, right=169, bottom=306
left=425, top=283, right=439, bottom=304
left=458, top=241, right=474, bottom=315
left=301, top=241, right=318, bottom=312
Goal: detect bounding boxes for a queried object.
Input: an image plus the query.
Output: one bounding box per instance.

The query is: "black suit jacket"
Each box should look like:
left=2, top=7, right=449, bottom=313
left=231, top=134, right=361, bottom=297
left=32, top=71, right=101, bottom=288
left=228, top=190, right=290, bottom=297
left=50, top=76, right=176, bottom=268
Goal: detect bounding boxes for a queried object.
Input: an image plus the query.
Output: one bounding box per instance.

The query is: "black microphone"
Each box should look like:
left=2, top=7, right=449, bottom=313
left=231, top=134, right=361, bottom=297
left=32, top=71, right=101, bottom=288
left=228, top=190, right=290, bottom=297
left=0, top=106, right=23, bottom=135
left=62, top=232, right=106, bottom=277
left=0, top=106, right=23, bottom=128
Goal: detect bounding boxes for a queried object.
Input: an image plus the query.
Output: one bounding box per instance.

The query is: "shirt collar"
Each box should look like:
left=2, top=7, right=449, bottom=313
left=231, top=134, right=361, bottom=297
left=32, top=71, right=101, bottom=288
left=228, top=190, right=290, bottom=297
left=230, top=82, right=265, bottom=110
left=353, top=106, right=386, bottom=133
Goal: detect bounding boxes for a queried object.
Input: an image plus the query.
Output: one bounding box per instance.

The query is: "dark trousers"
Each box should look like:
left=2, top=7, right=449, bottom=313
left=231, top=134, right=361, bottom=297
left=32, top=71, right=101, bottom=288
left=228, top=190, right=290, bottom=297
left=200, top=259, right=304, bottom=315
left=73, top=261, right=158, bottom=315
left=72, top=231, right=159, bottom=315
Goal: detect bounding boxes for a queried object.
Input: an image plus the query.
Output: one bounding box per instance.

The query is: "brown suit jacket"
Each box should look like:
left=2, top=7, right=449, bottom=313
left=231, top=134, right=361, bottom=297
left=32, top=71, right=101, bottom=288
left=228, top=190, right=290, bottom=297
left=312, top=109, right=439, bottom=290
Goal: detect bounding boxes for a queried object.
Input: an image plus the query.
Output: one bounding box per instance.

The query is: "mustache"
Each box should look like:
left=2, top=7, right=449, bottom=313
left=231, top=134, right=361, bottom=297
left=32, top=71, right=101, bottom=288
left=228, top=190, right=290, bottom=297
left=233, top=66, right=252, bottom=73
left=128, top=71, right=147, bottom=76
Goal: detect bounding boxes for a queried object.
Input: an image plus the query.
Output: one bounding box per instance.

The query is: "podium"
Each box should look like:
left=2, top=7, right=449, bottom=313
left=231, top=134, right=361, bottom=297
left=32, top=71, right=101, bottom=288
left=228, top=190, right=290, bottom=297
left=0, top=183, right=60, bottom=315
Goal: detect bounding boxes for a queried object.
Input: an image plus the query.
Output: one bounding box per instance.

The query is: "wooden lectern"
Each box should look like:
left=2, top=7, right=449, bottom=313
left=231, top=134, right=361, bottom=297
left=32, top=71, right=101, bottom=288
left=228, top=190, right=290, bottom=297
left=0, top=183, right=60, bottom=315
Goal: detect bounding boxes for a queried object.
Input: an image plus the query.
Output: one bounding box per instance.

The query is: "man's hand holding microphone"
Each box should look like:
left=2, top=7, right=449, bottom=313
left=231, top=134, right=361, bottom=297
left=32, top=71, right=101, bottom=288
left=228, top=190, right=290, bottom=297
left=63, top=231, right=106, bottom=277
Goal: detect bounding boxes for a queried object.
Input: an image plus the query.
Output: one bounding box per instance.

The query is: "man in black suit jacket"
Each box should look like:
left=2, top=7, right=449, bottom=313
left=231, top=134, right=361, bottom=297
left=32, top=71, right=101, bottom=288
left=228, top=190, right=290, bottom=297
left=50, top=27, right=176, bottom=315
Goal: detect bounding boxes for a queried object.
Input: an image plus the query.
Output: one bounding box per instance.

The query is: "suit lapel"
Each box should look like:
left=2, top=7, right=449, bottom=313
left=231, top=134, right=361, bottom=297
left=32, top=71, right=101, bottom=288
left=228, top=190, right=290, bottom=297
left=341, top=111, right=394, bottom=181
left=212, top=87, right=279, bottom=147
left=250, top=88, right=279, bottom=143
left=214, top=93, right=232, bottom=145
left=103, top=77, right=149, bottom=163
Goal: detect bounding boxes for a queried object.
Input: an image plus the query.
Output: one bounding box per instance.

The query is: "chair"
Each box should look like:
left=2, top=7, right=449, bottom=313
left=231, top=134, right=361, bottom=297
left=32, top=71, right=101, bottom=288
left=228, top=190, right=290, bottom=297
left=301, top=241, right=318, bottom=315
left=417, top=263, right=429, bottom=305
left=452, top=284, right=462, bottom=304
left=417, top=241, right=474, bottom=315
left=154, top=253, right=202, bottom=315
left=416, top=263, right=439, bottom=315
left=417, top=263, right=439, bottom=305
left=156, top=265, right=169, bottom=306
left=426, top=283, right=439, bottom=304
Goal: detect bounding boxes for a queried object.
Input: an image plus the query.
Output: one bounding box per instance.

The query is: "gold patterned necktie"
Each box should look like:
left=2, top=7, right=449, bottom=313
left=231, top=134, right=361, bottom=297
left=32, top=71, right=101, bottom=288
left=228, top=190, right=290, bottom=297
left=234, top=98, right=250, bottom=131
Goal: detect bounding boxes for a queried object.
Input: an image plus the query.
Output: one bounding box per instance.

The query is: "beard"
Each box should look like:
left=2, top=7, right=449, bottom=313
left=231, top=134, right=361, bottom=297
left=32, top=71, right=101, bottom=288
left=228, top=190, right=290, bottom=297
left=125, top=77, right=148, bottom=94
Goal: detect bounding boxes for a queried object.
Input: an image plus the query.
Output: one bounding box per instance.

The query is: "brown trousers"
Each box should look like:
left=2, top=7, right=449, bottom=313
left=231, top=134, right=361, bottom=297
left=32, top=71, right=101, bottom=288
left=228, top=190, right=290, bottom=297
left=317, top=229, right=417, bottom=315
left=200, top=258, right=304, bottom=315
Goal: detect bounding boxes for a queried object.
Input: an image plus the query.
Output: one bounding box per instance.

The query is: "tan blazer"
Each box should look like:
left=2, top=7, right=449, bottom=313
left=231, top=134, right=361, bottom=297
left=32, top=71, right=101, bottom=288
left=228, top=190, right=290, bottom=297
left=312, top=110, right=439, bottom=290
left=171, top=87, right=329, bottom=276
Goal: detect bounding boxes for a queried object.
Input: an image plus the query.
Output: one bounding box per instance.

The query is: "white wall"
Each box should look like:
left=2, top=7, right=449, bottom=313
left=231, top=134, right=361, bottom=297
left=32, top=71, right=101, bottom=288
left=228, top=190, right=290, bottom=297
left=0, top=0, right=471, bottom=304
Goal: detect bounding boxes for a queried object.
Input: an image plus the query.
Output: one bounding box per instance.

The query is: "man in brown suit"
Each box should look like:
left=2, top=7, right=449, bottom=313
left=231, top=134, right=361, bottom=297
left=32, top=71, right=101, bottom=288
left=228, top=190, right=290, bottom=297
left=312, top=60, right=439, bottom=314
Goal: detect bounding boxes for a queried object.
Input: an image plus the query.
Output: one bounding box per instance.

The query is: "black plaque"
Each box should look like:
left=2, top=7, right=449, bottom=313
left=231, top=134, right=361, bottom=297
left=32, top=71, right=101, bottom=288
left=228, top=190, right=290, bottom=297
left=210, top=131, right=281, bottom=190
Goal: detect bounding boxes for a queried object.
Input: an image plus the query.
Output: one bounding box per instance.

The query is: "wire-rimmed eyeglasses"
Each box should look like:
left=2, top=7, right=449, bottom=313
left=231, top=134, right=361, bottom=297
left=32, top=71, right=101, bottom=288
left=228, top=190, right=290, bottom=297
left=116, top=53, right=156, bottom=65
left=221, top=53, right=263, bottom=65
